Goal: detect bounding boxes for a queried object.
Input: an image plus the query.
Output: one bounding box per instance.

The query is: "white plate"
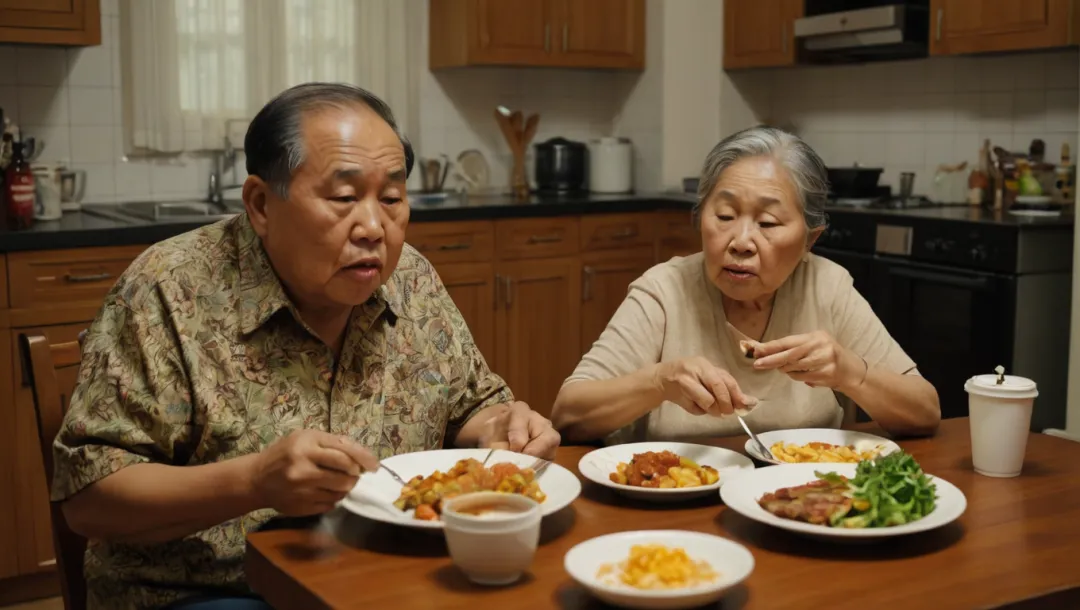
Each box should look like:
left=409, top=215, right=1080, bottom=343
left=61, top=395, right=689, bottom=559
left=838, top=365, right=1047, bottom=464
left=720, top=462, right=967, bottom=542
left=339, top=448, right=581, bottom=530
left=744, top=428, right=902, bottom=465
left=578, top=442, right=755, bottom=501
left=564, top=530, right=754, bottom=610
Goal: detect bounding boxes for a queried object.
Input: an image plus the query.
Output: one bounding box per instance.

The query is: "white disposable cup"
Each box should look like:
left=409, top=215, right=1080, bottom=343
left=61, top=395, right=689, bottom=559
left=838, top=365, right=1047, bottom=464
left=965, top=373, right=1038, bottom=478
left=441, top=492, right=541, bottom=586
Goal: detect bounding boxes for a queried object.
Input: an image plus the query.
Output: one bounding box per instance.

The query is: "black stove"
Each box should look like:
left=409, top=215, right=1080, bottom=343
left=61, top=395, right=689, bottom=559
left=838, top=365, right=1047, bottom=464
left=813, top=206, right=1073, bottom=432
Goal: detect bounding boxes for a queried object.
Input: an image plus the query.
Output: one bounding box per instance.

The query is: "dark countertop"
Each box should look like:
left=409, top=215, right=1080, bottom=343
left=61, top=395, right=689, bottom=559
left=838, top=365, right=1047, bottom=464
left=0, top=193, right=1070, bottom=253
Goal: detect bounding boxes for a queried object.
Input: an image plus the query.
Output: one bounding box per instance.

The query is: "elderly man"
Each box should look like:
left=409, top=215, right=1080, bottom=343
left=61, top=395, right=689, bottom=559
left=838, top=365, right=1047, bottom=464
left=51, top=83, right=560, bottom=610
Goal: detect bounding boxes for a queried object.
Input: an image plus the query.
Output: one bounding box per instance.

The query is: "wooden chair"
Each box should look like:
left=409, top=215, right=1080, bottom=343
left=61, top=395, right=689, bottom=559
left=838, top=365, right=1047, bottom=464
left=20, top=331, right=88, bottom=610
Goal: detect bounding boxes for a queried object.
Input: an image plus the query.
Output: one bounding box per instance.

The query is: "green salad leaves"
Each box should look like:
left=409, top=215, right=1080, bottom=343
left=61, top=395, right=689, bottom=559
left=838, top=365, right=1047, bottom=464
left=817, top=451, right=938, bottom=528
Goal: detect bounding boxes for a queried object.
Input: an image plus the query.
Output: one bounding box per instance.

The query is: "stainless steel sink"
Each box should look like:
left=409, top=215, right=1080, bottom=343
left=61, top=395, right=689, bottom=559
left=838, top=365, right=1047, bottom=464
left=83, top=200, right=244, bottom=224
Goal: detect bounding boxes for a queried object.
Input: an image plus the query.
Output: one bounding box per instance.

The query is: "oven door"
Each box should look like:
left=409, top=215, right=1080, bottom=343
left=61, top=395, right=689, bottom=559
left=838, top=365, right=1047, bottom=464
left=871, top=257, right=1016, bottom=420
left=812, top=246, right=875, bottom=298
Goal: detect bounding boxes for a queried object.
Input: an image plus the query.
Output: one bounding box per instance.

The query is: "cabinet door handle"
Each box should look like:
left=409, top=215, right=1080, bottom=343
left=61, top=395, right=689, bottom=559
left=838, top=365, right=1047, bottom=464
left=527, top=234, right=562, bottom=244
left=66, top=272, right=112, bottom=283
left=504, top=276, right=514, bottom=309
left=582, top=266, right=595, bottom=301
left=436, top=242, right=470, bottom=251
left=545, top=24, right=551, bottom=52
left=562, top=24, right=568, bottom=52
left=611, top=228, right=637, bottom=240
left=935, top=8, right=943, bottom=42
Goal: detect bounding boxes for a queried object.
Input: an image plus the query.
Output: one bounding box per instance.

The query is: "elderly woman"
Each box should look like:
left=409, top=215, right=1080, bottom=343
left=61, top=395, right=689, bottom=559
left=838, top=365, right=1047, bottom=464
left=551, top=126, right=940, bottom=443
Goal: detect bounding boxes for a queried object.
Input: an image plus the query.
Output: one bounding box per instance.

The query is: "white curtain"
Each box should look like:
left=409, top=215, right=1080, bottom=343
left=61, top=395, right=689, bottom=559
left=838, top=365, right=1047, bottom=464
left=120, top=0, right=419, bottom=153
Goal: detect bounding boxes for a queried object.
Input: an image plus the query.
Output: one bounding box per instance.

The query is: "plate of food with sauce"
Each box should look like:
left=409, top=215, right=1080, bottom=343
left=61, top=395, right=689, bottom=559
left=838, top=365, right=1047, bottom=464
left=577, top=442, right=755, bottom=501
left=744, top=428, right=901, bottom=466
left=339, top=448, right=581, bottom=530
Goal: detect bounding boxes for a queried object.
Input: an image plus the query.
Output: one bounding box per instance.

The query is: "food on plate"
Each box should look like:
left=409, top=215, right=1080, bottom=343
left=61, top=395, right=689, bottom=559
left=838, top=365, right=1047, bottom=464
left=609, top=450, right=720, bottom=488
left=393, top=458, right=546, bottom=520
left=596, top=544, right=718, bottom=590
left=769, top=440, right=884, bottom=464
left=758, top=451, right=937, bottom=528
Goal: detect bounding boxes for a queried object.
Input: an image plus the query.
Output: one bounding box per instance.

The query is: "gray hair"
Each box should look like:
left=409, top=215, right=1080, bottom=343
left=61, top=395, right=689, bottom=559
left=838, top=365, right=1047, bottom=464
left=244, top=82, right=414, bottom=199
left=693, top=126, right=828, bottom=231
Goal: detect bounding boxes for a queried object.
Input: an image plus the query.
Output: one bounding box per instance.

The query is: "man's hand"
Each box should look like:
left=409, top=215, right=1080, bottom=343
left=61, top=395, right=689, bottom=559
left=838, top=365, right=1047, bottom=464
left=249, top=429, right=379, bottom=516
left=478, top=401, right=561, bottom=460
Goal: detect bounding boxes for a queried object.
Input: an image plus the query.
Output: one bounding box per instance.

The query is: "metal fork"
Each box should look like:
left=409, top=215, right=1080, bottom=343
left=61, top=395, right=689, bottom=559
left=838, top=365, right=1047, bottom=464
left=379, top=464, right=408, bottom=486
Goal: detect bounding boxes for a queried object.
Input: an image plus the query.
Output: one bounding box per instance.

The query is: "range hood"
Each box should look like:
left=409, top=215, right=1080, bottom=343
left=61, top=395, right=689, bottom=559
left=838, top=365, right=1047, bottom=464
left=794, top=4, right=929, bottom=64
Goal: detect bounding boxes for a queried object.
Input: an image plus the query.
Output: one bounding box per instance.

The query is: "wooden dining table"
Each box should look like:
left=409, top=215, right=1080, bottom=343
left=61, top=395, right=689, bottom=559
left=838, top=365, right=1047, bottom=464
left=245, top=417, right=1080, bottom=609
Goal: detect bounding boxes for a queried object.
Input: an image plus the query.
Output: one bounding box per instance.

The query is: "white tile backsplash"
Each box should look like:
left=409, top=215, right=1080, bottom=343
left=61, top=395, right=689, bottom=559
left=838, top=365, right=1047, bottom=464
left=760, top=50, right=1079, bottom=200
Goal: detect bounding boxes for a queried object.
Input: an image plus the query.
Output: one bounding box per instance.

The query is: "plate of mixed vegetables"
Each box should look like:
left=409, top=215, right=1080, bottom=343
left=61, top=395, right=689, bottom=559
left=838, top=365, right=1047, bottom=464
left=719, top=451, right=967, bottom=541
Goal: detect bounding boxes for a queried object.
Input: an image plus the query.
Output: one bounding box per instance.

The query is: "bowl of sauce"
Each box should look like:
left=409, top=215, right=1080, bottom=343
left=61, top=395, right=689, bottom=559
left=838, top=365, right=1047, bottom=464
left=441, top=491, right=542, bottom=585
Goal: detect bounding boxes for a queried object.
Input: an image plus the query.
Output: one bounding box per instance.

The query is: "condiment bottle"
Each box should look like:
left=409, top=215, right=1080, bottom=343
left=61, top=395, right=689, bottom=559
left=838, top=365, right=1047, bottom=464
left=5, top=141, right=35, bottom=230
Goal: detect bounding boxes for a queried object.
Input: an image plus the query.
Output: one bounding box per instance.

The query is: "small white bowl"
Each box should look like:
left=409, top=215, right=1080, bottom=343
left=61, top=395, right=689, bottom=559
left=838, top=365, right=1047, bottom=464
left=564, top=530, right=754, bottom=609
left=441, top=492, right=542, bottom=586
left=745, top=428, right=901, bottom=465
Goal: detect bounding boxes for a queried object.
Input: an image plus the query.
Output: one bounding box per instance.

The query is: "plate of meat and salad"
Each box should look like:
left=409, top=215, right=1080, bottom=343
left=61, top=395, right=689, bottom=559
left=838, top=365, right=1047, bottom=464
left=577, top=442, right=756, bottom=501
left=720, top=451, right=966, bottom=541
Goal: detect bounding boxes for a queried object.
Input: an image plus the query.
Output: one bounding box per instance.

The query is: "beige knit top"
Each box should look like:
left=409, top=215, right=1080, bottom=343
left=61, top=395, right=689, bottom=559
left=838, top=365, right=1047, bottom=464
left=563, top=252, right=917, bottom=442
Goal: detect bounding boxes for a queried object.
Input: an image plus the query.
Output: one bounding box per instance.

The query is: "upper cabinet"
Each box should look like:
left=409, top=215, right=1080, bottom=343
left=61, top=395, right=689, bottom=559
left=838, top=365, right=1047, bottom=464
left=930, top=0, right=1076, bottom=55
left=429, top=0, right=645, bottom=70
left=0, top=0, right=101, bottom=45
left=723, top=0, right=802, bottom=70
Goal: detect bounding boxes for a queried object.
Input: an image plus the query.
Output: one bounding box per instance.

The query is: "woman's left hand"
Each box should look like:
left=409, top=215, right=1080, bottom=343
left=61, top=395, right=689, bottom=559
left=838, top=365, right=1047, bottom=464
left=748, top=331, right=866, bottom=390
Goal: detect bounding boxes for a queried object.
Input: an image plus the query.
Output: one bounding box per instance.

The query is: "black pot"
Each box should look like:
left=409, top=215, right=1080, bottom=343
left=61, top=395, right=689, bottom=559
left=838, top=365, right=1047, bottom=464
left=534, top=137, right=587, bottom=194
left=827, top=166, right=883, bottom=198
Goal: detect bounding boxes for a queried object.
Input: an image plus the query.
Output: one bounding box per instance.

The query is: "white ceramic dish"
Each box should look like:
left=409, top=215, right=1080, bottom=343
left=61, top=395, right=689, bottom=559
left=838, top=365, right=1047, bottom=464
left=744, top=428, right=902, bottom=465
left=577, top=442, right=755, bottom=502
left=564, top=530, right=754, bottom=610
left=719, top=462, right=967, bottom=542
left=339, top=448, right=581, bottom=530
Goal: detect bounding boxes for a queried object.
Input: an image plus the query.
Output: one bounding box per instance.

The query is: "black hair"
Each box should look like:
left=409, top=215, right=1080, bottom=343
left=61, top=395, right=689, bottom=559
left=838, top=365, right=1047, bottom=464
left=244, top=82, right=414, bottom=198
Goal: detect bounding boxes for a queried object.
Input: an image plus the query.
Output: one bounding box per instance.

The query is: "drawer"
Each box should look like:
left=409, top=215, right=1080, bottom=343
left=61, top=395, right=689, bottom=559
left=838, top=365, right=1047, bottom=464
left=580, top=213, right=655, bottom=252
left=407, top=220, right=494, bottom=264
left=495, top=217, right=580, bottom=261
left=8, top=246, right=146, bottom=310
left=655, top=210, right=699, bottom=261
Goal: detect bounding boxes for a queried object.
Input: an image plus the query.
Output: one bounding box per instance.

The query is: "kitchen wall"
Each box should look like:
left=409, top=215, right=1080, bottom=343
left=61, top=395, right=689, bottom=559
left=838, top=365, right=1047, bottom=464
left=729, top=50, right=1080, bottom=202
left=0, top=0, right=222, bottom=204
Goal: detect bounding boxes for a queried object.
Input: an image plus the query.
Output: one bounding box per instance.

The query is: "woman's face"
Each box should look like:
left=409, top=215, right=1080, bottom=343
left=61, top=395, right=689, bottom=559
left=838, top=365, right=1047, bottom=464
left=700, top=156, right=821, bottom=303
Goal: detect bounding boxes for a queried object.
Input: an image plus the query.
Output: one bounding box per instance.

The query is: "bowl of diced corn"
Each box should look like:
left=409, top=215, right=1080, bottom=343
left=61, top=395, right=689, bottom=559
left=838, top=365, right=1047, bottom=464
left=563, top=530, right=754, bottom=609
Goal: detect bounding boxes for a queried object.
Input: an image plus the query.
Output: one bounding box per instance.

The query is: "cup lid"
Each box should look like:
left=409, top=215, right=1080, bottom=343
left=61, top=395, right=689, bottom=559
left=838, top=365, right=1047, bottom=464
left=965, top=374, right=1038, bottom=398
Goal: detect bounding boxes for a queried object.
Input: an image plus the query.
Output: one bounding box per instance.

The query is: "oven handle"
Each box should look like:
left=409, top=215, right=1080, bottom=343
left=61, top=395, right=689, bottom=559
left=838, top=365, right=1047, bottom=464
left=887, top=265, right=992, bottom=290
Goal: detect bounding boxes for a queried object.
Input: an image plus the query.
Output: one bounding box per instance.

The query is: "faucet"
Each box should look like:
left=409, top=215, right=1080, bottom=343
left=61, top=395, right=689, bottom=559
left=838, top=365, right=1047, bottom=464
left=208, top=121, right=248, bottom=210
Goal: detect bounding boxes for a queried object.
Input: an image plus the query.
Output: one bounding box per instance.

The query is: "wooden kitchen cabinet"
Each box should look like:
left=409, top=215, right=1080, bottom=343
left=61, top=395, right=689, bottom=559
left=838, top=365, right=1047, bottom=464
left=930, top=0, right=1076, bottom=55
left=494, top=256, right=581, bottom=419
left=11, top=322, right=86, bottom=576
left=438, top=261, right=497, bottom=368
left=580, top=249, right=654, bottom=354
left=429, top=0, right=645, bottom=70
left=655, top=209, right=699, bottom=261
left=0, top=0, right=100, bottom=46
left=723, top=0, right=802, bottom=70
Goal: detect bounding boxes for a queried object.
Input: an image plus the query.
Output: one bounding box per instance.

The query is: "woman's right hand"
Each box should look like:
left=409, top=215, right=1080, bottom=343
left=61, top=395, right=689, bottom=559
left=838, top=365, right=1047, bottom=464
left=652, top=357, right=758, bottom=416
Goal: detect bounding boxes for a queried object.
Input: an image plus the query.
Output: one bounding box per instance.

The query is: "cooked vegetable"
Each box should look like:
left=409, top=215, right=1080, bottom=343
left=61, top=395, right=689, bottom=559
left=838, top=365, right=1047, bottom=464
left=816, top=451, right=937, bottom=528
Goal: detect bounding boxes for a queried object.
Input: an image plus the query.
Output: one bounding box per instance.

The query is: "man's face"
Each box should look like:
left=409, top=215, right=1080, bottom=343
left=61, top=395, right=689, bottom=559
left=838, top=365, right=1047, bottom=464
left=246, top=104, right=410, bottom=315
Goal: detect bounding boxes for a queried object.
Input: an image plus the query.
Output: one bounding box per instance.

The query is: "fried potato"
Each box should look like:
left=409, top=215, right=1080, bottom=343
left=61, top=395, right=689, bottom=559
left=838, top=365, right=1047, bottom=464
left=769, top=441, right=882, bottom=464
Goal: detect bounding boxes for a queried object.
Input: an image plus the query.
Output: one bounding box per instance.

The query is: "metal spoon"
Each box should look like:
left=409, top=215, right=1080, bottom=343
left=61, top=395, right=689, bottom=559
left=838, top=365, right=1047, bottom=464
left=737, top=415, right=774, bottom=461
